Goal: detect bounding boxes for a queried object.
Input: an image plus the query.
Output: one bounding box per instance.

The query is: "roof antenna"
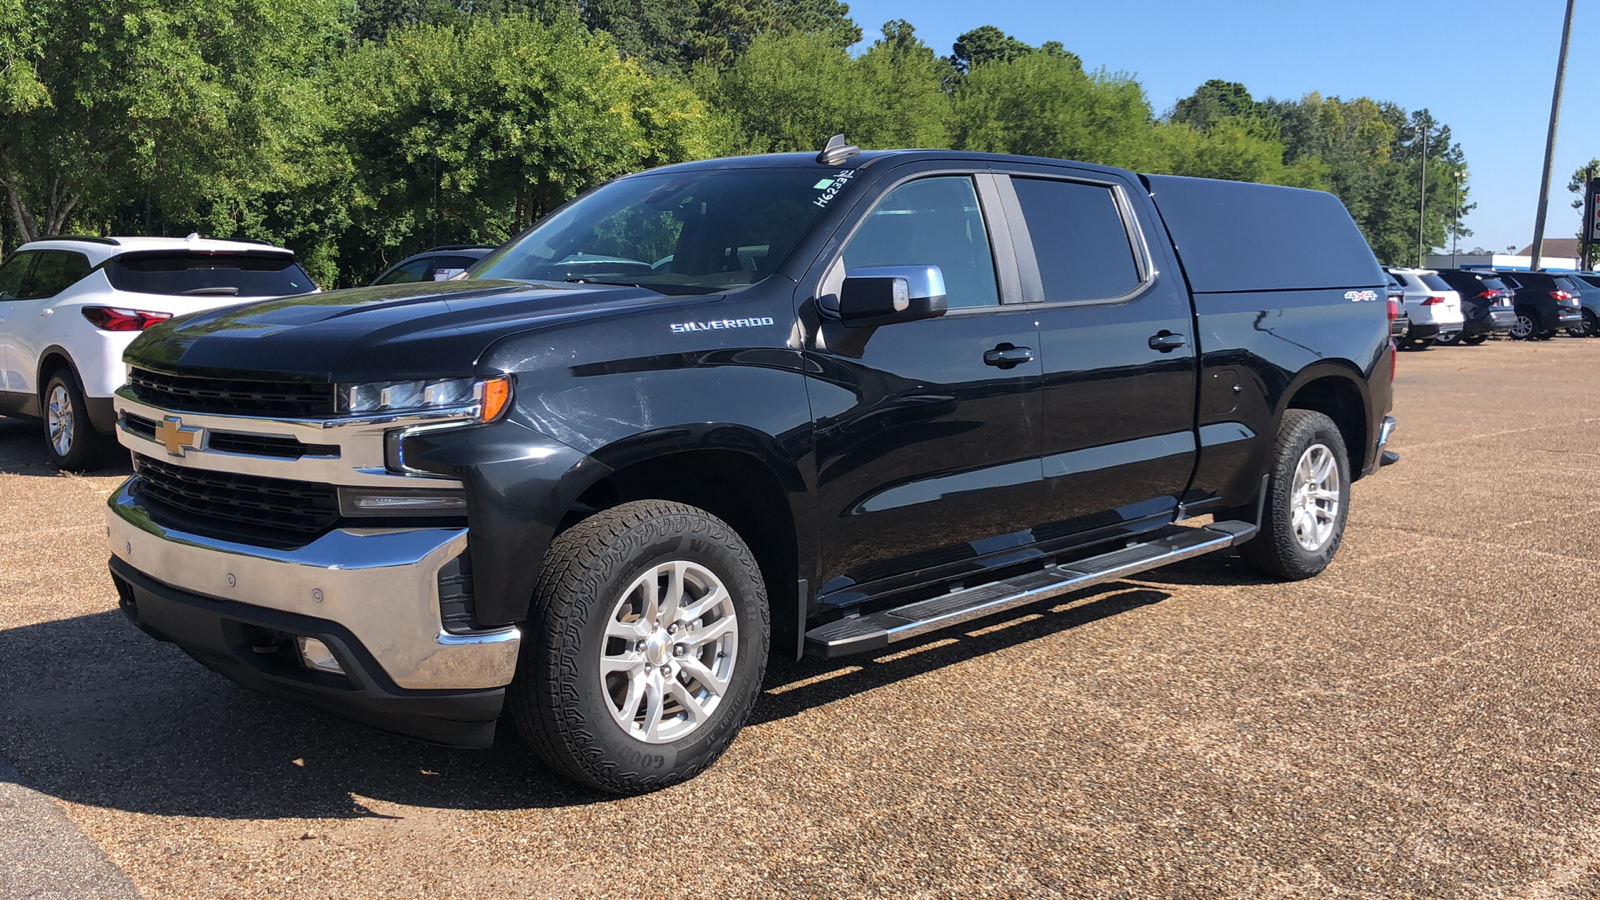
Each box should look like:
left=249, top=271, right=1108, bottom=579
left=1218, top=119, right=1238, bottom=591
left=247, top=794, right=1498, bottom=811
left=816, top=134, right=860, bottom=166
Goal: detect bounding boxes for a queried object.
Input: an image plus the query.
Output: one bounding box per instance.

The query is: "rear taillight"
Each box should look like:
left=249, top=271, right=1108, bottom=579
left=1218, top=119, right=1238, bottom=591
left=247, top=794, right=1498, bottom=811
left=1422, top=296, right=1445, bottom=306
left=81, top=307, right=173, bottom=331
left=1477, top=290, right=1497, bottom=299
left=1551, top=291, right=1572, bottom=301
left=1387, top=298, right=1401, bottom=321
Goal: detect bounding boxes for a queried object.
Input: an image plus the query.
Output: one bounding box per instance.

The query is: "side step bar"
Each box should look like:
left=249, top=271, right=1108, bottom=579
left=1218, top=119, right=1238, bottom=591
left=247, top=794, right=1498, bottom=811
left=804, top=521, right=1258, bottom=658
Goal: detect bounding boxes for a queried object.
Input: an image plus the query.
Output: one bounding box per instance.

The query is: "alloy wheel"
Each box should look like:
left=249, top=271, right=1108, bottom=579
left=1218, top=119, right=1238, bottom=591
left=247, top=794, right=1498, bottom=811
left=1290, top=443, right=1340, bottom=552
left=599, top=560, right=739, bottom=744
left=46, top=384, right=75, bottom=457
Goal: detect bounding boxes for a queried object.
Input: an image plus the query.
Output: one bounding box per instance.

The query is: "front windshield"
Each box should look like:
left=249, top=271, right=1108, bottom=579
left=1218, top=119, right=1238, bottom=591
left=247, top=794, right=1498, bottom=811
left=470, top=168, right=841, bottom=295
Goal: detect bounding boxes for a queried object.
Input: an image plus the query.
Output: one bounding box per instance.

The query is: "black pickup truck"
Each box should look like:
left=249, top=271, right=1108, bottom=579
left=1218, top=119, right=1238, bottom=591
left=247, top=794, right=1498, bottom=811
left=107, top=141, right=1396, bottom=794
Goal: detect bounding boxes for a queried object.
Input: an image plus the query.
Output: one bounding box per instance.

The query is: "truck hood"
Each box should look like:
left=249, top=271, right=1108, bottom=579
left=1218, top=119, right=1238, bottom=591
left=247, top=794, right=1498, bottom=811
left=124, top=278, right=681, bottom=383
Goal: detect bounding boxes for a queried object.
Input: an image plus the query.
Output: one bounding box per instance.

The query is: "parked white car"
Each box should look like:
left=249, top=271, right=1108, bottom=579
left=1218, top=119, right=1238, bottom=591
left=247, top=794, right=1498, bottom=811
left=0, top=235, right=317, bottom=470
left=1384, top=267, right=1464, bottom=350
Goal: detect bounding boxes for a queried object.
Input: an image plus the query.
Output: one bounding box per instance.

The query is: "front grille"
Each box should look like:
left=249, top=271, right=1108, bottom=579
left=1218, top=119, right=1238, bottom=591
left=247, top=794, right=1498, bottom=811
left=127, top=367, right=338, bottom=417
left=123, top=413, right=337, bottom=460
left=132, top=454, right=339, bottom=536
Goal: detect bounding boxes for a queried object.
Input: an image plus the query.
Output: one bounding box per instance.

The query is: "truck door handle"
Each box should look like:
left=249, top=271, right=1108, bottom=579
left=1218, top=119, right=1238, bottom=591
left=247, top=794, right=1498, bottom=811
left=1148, top=331, right=1187, bottom=352
left=983, top=345, right=1035, bottom=368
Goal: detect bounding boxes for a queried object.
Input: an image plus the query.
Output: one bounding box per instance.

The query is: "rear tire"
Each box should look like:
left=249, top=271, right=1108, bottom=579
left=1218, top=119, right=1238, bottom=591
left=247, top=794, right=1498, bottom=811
left=1401, top=336, right=1432, bottom=351
left=1571, top=310, right=1597, bottom=338
left=1510, top=309, right=1537, bottom=340
left=1460, top=334, right=1487, bottom=346
left=1433, top=330, right=1460, bottom=346
left=509, top=500, right=770, bottom=794
left=1237, top=410, right=1351, bottom=581
left=41, top=372, right=109, bottom=472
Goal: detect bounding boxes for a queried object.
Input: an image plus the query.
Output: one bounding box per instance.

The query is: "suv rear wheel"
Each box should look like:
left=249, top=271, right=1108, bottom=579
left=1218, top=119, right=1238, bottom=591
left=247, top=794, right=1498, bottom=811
left=1569, top=310, right=1597, bottom=338
left=1510, top=309, right=1538, bottom=340
left=41, top=372, right=109, bottom=471
left=1237, top=410, right=1351, bottom=581
left=509, top=500, right=769, bottom=794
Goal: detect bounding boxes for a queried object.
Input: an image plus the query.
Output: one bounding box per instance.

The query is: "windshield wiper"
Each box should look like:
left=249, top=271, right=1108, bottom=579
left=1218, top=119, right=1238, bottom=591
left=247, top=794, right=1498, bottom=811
left=180, top=286, right=241, bottom=296
left=564, top=278, right=647, bottom=289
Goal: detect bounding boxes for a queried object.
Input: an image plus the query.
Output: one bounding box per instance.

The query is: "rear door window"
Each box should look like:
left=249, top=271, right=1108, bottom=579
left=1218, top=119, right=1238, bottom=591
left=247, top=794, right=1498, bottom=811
left=106, top=253, right=315, bottom=297
left=1419, top=273, right=1453, bottom=292
left=0, top=251, right=39, bottom=300
left=1011, top=178, right=1142, bottom=302
left=841, top=176, right=1000, bottom=309
left=19, top=250, right=91, bottom=299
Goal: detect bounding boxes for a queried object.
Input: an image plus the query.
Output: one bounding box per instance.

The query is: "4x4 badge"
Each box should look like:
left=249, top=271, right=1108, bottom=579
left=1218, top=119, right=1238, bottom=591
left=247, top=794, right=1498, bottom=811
left=154, top=416, right=203, bottom=457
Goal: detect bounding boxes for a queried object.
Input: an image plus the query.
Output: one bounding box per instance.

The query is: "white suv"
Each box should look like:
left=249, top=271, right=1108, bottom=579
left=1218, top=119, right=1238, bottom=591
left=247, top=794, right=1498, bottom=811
left=0, top=235, right=316, bottom=470
left=1385, top=267, right=1464, bottom=350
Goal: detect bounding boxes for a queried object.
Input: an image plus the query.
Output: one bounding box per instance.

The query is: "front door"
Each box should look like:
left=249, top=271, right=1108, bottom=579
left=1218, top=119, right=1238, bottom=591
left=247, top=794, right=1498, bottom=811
left=995, top=168, right=1199, bottom=545
left=804, top=171, right=1044, bottom=606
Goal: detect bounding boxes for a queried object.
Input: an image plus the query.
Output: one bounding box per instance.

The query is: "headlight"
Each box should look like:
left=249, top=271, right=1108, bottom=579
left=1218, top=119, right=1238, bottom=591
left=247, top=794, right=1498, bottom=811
left=340, top=375, right=512, bottom=422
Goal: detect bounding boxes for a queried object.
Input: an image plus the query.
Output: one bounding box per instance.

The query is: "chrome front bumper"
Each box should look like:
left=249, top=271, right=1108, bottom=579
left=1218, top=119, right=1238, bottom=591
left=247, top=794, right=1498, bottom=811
left=106, top=482, right=520, bottom=691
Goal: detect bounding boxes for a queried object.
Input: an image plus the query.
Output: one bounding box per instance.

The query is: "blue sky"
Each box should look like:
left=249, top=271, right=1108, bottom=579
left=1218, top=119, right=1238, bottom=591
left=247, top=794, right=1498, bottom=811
left=843, top=0, right=1598, bottom=257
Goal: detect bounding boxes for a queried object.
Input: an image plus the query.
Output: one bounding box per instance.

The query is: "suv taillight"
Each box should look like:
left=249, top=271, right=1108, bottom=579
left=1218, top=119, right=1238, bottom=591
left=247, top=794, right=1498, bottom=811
left=1422, top=296, right=1444, bottom=306
left=1387, top=298, right=1401, bottom=320
left=1551, top=291, right=1572, bottom=302
left=81, top=307, right=173, bottom=331
left=1477, top=290, right=1497, bottom=299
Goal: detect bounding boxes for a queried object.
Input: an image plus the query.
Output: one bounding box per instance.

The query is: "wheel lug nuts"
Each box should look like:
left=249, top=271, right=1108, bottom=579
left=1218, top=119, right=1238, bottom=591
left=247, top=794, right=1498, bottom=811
left=673, top=645, right=685, bottom=657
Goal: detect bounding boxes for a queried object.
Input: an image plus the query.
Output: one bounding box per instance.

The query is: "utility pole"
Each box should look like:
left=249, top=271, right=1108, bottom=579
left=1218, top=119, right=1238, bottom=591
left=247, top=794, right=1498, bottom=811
left=1452, top=170, right=1463, bottom=268
left=1417, top=119, right=1428, bottom=267
left=1531, top=0, right=1576, bottom=271
left=1582, top=165, right=1597, bottom=272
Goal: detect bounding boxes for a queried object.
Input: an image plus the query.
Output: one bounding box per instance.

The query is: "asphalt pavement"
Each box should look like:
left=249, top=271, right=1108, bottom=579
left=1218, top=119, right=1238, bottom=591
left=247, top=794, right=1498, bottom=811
left=4, top=338, right=1600, bottom=898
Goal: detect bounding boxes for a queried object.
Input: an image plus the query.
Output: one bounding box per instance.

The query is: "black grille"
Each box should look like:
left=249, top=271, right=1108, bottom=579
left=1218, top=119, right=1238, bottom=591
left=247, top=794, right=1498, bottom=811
left=123, top=413, right=337, bottom=460
left=132, top=455, right=339, bottom=536
left=127, top=367, right=337, bottom=417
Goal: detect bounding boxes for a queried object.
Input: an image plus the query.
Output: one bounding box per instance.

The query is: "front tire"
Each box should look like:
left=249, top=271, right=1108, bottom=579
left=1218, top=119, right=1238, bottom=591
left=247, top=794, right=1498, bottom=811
left=41, top=372, right=108, bottom=471
left=509, top=500, right=770, bottom=794
left=1237, top=410, right=1351, bottom=581
left=1461, top=334, right=1487, bottom=346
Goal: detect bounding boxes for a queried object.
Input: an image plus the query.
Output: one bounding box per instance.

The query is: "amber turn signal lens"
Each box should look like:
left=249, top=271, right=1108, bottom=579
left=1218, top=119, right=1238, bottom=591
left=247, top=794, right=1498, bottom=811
left=480, top=376, right=512, bottom=423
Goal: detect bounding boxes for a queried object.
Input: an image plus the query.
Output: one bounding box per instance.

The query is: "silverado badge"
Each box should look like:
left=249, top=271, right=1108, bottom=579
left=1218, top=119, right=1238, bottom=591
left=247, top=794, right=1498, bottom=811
left=154, top=416, right=203, bottom=457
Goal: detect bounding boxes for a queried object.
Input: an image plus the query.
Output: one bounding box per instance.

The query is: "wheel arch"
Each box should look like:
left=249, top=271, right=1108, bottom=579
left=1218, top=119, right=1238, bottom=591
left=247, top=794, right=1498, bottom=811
left=561, top=426, right=812, bottom=659
left=1276, top=363, right=1371, bottom=480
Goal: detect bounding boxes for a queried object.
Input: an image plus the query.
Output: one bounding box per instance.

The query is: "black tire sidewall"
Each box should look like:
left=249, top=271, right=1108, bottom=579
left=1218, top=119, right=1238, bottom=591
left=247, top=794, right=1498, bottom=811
left=1242, top=410, right=1351, bottom=580
left=522, top=503, right=769, bottom=793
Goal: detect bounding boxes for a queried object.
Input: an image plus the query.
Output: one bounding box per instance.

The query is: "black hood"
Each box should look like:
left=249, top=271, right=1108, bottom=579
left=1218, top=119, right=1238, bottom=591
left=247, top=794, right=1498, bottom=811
left=124, top=279, right=682, bottom=383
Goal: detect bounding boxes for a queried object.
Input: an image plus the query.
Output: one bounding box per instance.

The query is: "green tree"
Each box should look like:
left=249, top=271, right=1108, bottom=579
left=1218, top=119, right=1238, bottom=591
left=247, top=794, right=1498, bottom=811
left=326, top=13, right=722, bottom=282
left=1170, top=79, right=1260, bottom=131
left=1571, top=158, right=1599, bottom=269
left=951, top=53, right=1154, bottom=170
left=0, top=0, right=350, bottom=245
left=948, top=24, right=1036, bottom=73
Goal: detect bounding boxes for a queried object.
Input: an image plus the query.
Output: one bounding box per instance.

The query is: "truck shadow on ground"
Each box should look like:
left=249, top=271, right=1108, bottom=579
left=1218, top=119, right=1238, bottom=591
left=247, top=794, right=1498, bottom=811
left=0, top=417, right=132, bottom=477
left=0, top=582, right=1178, bottom=819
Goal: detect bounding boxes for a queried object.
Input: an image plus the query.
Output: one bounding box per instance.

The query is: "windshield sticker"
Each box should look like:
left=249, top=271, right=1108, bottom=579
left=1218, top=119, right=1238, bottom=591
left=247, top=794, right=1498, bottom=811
left=812, top=170, right=857, bottom=208
left=671, top=317, right=775, bottom=334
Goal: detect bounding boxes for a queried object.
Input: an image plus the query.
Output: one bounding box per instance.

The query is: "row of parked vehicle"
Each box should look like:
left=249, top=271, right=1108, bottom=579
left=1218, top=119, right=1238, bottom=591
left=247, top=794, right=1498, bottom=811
left=1385, top=266, right=1600, bottom=349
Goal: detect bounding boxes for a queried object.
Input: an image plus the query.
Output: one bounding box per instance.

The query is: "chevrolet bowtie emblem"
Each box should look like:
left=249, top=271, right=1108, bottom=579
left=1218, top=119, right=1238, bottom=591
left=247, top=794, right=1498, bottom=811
left=154, top=416, right=203, bottom=457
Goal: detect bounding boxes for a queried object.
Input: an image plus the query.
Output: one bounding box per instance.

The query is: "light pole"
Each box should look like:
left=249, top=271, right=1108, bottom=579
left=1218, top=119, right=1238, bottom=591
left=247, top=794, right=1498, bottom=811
left=1530, top=0, right=1576, bottom=271
left=1416, top=118, right=1429, bottom=267
left=1451, top=169, right=1462, bottom=267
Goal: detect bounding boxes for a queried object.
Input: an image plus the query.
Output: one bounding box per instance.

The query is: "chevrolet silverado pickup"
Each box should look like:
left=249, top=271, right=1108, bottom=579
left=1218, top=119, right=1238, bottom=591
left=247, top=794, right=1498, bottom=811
left=107, top=140, right=1397, bottom=794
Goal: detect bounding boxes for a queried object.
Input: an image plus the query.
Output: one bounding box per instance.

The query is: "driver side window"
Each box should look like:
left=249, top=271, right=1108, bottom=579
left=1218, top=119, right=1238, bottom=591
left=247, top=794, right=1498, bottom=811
left=841, top=176, right=1000, bottom=309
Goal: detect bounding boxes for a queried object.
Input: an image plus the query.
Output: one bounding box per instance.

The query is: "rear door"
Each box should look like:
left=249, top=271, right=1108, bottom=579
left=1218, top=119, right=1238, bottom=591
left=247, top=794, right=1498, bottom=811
left=0, top=250, right=40, bottom=403
left=992, top=165, right=1199, bottom=544
left=5, top=249, right=90, bottom=398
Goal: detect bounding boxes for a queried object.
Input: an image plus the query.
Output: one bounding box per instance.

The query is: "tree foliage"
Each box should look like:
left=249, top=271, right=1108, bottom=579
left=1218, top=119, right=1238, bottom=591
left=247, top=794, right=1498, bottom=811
left=0, top=3, right=1476, bottom=279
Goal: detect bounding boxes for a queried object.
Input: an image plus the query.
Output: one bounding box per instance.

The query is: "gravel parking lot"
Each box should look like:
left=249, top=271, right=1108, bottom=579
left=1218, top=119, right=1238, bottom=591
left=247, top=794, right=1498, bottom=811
left=5, top=339, right=1600, bottom=898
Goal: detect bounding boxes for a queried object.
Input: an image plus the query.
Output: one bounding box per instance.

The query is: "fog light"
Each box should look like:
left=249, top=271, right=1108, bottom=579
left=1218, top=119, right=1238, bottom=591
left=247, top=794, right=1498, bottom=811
left=297, top=637, right=345, bottom=675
